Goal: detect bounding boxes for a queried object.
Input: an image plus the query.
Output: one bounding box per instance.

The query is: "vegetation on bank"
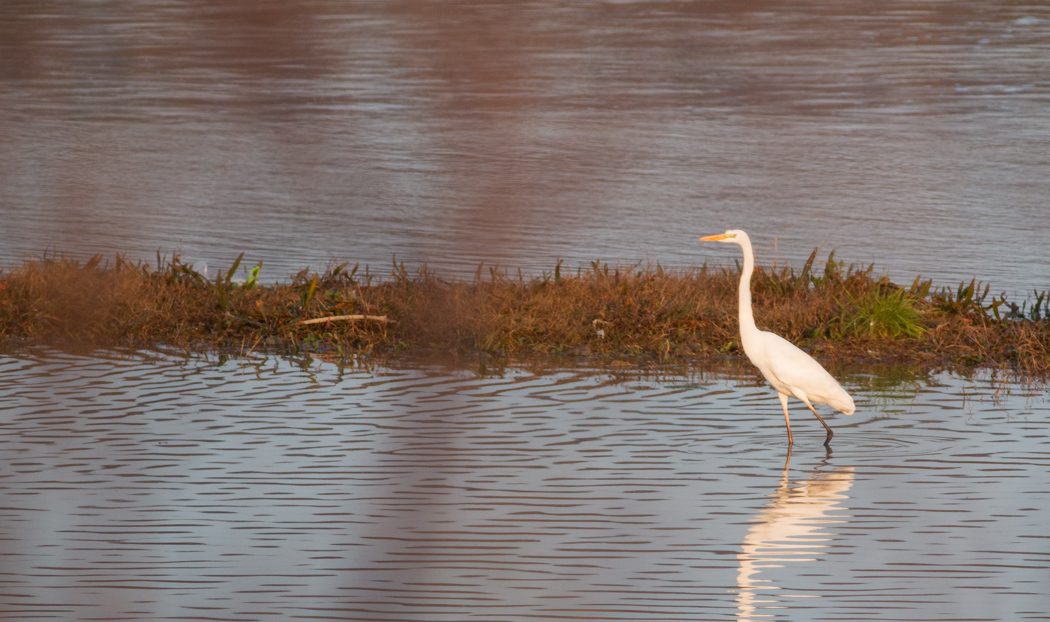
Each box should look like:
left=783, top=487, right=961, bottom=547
left=0, top=251, right=1048, bottom=375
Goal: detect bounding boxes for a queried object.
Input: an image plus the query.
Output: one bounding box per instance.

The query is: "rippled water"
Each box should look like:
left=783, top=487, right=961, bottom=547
left=2, top=1, right=1049, bottom=297
left=1, top=349, right=1048, bottom=620
left=4, top=4, right=1049, bottom=618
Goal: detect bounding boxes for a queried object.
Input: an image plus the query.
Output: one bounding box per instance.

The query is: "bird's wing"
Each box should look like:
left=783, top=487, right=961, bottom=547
left=756, top=331, right=845, bottom=403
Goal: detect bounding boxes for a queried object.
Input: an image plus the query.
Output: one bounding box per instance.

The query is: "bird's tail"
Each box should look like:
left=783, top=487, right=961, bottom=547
left=829, top=392, right=856, bottom=415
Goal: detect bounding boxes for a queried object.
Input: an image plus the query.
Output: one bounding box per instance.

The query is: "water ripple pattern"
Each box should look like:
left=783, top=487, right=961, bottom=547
left=2, top=1, right=1050, bottom=297
left=0, top=351, right=1048, bottom=621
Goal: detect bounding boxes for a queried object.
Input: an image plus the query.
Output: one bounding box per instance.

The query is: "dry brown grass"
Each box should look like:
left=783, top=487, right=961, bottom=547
left=1, top=252, right=1048, bottom=376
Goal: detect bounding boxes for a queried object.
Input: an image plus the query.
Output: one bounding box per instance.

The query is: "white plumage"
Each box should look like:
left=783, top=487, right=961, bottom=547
left=700, top=229, right=854, bottom=446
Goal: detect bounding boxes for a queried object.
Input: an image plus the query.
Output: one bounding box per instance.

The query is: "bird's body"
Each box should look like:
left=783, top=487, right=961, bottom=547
left=700, top=230, right=854, bottom=445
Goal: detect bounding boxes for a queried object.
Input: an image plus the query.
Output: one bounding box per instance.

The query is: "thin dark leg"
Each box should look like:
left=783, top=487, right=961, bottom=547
left=805, top=403, right=834, bottom=446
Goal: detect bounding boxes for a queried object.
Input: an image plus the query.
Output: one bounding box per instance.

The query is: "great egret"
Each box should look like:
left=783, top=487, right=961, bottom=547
left=700, top=230, right=854, bottom=446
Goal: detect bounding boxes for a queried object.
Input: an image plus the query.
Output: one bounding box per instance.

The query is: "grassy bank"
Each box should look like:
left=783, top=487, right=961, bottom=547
left=1, top=252, right=1048, bottom=376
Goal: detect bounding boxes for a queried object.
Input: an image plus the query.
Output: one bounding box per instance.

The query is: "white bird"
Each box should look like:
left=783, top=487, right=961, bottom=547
left=699, top=230, right=854, bottom=446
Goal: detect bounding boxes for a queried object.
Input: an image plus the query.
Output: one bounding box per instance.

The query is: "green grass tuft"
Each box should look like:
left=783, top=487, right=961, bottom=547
left=839, top=288, right=926, bottom=339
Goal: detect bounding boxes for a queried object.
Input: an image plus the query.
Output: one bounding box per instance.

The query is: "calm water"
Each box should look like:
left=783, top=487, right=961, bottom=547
left=0, top=349, right=1048, bottom=621
left=1, top=1, right=1049, bottom=297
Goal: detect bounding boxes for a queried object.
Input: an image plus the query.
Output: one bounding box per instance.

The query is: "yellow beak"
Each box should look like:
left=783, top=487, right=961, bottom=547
left=699, top=233, right=731, bottom=242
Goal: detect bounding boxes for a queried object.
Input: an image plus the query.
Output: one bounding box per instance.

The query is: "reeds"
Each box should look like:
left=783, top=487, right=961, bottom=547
left=1, top=251, right=1048, bottom=376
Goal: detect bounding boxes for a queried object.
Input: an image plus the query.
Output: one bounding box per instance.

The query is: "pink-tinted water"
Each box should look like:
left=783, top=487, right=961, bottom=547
left=0, top=349, right=1047, bottom=621
left=1, top=1, right=1049, bottom=298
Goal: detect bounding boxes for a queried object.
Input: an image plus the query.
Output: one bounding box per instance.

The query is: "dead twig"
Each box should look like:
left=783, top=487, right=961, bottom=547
left=297, top=314, right=394, bottom=326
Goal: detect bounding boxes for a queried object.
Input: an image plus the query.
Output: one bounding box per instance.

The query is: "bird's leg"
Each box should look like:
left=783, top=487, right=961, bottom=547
left=803, top=402, right=834, bottom=447
left=778, top=393, right=793, bottom=445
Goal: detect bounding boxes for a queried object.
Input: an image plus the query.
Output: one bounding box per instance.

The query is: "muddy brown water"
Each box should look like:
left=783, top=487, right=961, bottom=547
left=0, top=349, right=1047, bottom=621
left=2, top=0, right=1050, bottom=298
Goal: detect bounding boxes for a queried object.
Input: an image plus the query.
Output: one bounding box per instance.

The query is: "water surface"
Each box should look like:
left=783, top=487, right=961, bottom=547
left=1, top=1, right=1049, bottom=297
left=0, top=350, right=1047, bottom=620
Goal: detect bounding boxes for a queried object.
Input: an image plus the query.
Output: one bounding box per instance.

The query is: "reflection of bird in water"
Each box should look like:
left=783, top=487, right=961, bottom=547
left=700, top=230, right=855, bottom=446
left=736, top=463, right=855, bottom=621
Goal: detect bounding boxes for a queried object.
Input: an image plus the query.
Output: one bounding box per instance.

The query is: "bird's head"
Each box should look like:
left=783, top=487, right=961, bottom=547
left=699, top=229, right=748, bottom=245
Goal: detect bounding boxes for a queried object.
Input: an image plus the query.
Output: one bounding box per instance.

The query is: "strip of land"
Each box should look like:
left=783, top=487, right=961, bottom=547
left=1, top=252, right=1047, bottom=376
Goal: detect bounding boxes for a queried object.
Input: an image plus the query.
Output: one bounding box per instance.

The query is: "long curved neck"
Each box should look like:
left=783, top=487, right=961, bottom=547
left=737, top=238, right=759, bottom=337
